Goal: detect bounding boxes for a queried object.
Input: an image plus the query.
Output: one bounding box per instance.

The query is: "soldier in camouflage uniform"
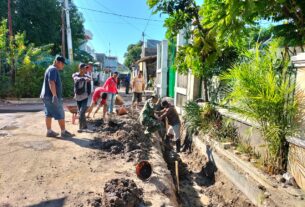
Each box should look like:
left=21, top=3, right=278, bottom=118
left=139, top=94, right=164, bottom=135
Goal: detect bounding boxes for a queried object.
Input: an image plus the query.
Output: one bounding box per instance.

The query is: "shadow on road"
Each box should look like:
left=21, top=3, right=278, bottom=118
left=27, top=197, right=66, bottom=207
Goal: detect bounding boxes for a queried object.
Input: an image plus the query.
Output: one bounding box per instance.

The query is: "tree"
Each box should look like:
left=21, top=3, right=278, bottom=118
left=0, top=0, right=85, bottom=56
left=0, top=19, right=54, bottom=96
left=147, top=0, right=236, bottom=101
left=74, top=49, right=94, bottom=63
left=123, top=41, right=142, bottom=69
left=202, top=0, right=305, bottom=51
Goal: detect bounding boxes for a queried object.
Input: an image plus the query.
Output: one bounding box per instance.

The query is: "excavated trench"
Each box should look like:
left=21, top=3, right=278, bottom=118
left=160, top=131, right=257, bottom=207
left=80, top=111, right=256, bottom=207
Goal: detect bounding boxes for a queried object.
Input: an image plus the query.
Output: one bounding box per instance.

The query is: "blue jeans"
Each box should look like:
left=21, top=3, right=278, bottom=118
left=43, top=97, right=64, bottom=120
left=77, top=98, right=88, bottom=129
left=107, top=93, right=115, bottom=113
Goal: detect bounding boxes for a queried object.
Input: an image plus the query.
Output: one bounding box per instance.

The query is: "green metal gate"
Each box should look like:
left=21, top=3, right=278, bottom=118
left=168, top=41, right=176, bottom=98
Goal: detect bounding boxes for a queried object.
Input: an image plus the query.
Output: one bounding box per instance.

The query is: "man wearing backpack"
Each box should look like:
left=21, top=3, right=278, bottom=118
left=40, top=55, right=75, bottom=138
left=72, top=63, right=92, bottom=132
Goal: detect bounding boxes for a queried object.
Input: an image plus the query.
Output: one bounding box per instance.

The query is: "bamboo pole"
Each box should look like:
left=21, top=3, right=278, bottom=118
left=175, top=160, right=180, bottom=192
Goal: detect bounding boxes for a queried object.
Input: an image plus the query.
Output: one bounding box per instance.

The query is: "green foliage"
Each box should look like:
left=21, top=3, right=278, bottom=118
left=123, top=41, right=142, bottom=69
left=183, top=101, right=220, bottom=134
left=0, top=0, right=85, bottom=55
left=13, top=43, right=53, bottom=98
left=60, top=62, right=79, bottom=98
left=212, top=117, right=238, bottom=143
left=147, top=0, right=201, bottom=39
left=202, top=0, right=305, bottom=48
left=220, top=41, right=298, bottom=173
left=183, top=101, right=203, bottom=133
left=0, top=19, right=66, bottom=98
left=0, top=19, right=9, bottom=80
left=236, top=142, right=253, bottom=155
left=147, top=0, right=241, bottom=102
left=74, top=49, right=94, bottom=63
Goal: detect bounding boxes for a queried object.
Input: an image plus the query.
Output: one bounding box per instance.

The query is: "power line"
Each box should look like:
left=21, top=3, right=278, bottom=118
left=143, top=13, right=153, bottom=34
left=85, top=19, right=162, bottom=26
left=82, top=5, right=108, bottom=52
left=76, top=6, right=163, bottom=22
left=90, top=0, right=155, bottom=39
left=90, top=1, right=142, bottom=32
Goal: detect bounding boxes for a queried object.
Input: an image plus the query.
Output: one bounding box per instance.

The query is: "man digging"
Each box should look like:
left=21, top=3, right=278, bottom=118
left=155, top=100, right=181, bottom=153
left=139, top=94, right=163, bottom=135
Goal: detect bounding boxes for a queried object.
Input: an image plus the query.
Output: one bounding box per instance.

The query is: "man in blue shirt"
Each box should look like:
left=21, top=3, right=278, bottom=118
left=40, top=55, right=74, bottom=138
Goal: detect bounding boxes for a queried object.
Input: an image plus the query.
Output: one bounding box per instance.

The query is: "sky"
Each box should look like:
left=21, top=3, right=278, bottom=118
left=73, top=0, right=203, bottom=63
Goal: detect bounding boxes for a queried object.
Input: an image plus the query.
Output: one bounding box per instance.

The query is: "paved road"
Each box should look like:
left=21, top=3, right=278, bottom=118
left=0, top=90, right=147, bottom=113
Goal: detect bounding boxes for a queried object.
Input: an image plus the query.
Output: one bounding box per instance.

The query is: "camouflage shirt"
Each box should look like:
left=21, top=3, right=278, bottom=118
left=139, top=98, right=162, bottom=133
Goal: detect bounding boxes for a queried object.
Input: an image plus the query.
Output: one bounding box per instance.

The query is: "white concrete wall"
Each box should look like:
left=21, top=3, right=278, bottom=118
left=156, top=40, right=168, bottom=97
left=174, top=29, right=201, bottom=114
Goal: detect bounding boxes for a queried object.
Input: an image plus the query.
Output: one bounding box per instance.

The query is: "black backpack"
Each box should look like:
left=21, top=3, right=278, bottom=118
left=74, top=78, right=86, bottom=95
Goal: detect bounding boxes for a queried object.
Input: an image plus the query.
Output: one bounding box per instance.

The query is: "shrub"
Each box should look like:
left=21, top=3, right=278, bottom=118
left=60, top=62, right=79, bottom=98
left=220, top=41, right=298, bottom=173
left=183, top=101, right=221, bottom=134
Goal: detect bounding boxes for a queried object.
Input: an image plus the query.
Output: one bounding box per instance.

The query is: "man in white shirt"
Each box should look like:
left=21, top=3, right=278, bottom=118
left=132, top=71, right=145, bottom=110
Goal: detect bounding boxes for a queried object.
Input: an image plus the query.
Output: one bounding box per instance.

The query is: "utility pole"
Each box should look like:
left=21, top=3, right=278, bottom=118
left=8, top=0, right=15, bottom=84
left=142, top=32, right=144, bottom=43
left=7, top=0, right=13, bottom=37
left=61, top=2, right=66, bottom=58
left=64, top=0, right=73, bottom=62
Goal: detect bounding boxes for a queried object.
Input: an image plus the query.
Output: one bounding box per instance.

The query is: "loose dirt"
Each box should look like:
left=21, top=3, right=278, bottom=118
left=103, top=178, right=144, bottom=207
left=0, top=109, right=176, bottom=207
left=177, top=148, right=256, bottom=207
left=0, top=98, right=258, bottom=207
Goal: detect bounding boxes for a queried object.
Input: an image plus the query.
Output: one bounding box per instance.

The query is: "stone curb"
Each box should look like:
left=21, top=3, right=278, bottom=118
left=3, top=98, right=43, bottom=104
left=192, top=135, right=305, bottom=207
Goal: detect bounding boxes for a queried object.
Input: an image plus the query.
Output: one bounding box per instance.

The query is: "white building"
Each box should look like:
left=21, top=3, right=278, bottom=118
left=79, top=29, right=95, bottom=58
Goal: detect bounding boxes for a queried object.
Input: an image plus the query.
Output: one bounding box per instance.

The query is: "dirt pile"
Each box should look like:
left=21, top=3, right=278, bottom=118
left=69, top=192, right=103, bottom=207
left=99, top=139, right=125, bottom=154
left=103, top=178, right=144, bottom=207
left=89, top=116, right=151, bottom=162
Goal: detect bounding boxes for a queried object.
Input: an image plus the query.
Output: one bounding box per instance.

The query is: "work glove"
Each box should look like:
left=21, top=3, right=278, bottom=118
left=52, top=96, right=58, bottom=105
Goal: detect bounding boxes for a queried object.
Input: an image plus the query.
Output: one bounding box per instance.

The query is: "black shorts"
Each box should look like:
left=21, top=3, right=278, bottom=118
left=132, top=92, right=142, bottom=103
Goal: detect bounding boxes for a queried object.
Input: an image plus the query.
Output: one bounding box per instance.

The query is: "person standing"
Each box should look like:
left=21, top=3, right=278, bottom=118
left=156, top=100, right=181, bottom=152
left=86, top=62, right=94, bottom=93
left=117, top=76, right=120, bottom=89
left=103, top=72, right=118, bottom=113
left=132, top=71, right=145, bottom=110
left=125, top=73, right=131, bottom=94
left=72, top=63, right=91, bottom=132
left=40, top=55, right=74, bottom=138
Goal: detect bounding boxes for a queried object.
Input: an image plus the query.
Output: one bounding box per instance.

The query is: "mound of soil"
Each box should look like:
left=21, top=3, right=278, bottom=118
left=90, top=117, right=152, bottom=162
left=103, top=178, right=144, bottom=207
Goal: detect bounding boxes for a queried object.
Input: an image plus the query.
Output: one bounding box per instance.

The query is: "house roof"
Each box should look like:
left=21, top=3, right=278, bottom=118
left=136, top=55, right=157, bottom=64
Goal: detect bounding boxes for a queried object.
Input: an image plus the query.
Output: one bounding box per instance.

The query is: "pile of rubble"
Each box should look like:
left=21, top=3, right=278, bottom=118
left=89, top=117, right=152, bottom=162
left=103, top=178, right=144, bottom=207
